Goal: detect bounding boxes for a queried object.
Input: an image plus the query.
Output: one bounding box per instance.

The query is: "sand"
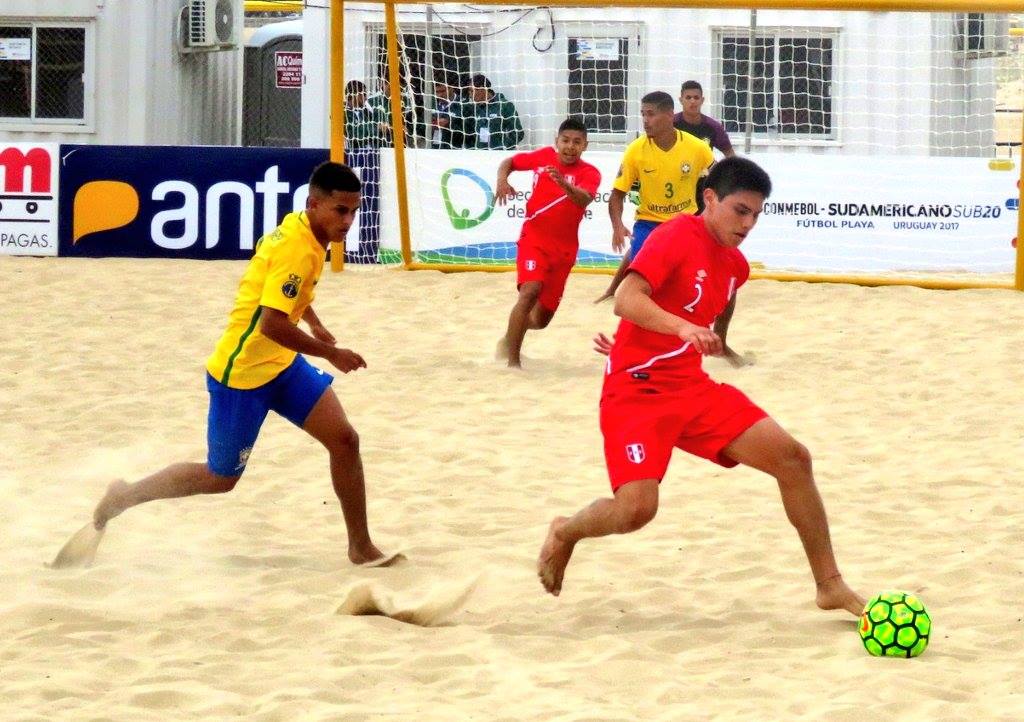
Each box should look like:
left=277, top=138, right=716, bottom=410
left=1, top=256, right=1022, bottom=721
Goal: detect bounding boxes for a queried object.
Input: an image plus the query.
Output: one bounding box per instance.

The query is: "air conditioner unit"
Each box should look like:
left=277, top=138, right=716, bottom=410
left=954, top=13, right=1010, bottom=57
left=186, top=0, right=239, bottom=51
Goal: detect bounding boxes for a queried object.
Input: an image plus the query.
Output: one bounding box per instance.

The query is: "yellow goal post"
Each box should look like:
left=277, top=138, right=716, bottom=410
left=328, top=0, right=1024, bottom=290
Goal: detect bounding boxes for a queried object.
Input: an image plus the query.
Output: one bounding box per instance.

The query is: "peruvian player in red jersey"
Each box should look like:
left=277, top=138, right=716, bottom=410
left=495, top=117, right=602, bottom=368
left=537, top=157, right=865, bottom=617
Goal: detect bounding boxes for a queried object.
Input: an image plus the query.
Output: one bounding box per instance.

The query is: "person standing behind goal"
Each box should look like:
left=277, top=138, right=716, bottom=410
left=494, top=117, right=602, bottom=368
left=673, top=80, right=735, bottom=160
left=90, top=162, right=390, bottom=567
left=674, top=79, right=735, bottom=214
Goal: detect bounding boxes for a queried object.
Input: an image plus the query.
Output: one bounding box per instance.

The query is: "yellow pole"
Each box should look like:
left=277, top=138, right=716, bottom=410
left=384, top=0, right=414, bottom=267
left=329, top=0, right=345, bottom=272
left=383, top=0, right=1024, bottom=9
left=244, top=1, right=303, bottom=12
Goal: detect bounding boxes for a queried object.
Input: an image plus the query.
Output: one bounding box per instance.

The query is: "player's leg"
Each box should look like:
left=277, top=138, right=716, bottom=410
left=594, top=252, right=631, bottom=304
left=92, top=374, right=264, bottom=530
left=527, top=256, right=572, bottom=331
left=286, top=365, right=384, bottom=564
left=539, top=390, right=672, bottom=595
left=722, top=417, right=865, bottom=616
left=595, top=220, right=658, bottom=303
left=93, top=464, right=242, bottom=530
left=538, top=478, right=659, bottom=596
left=501, top=281, right=543, bottom=368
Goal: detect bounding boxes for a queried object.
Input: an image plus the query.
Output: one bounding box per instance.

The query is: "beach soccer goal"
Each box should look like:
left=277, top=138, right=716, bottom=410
left=319, top=0, right=1024, bottom=290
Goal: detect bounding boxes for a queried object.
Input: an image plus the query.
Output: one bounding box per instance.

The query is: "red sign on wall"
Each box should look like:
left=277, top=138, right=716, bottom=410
left=275, top=51, right=302, bottom=89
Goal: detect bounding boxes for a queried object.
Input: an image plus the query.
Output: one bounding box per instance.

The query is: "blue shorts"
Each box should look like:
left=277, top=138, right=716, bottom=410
left=629, top=220, right=661, bottom=258
left=205, top=354, right=334, bottom=477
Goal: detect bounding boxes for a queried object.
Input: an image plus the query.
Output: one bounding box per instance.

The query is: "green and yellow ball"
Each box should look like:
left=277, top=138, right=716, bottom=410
left=859, top=590, right=931, bottom=658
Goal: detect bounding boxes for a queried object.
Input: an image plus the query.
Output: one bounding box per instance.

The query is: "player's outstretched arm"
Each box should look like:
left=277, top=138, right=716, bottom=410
left=608, top=189, right=631, bottom=253
left=495, top=157, right=516, bottom=206
left=545, top=167, right=595, bottom=208
left=302, top=306, right=336, bottom=345
left=713, top=294, right=750, bottom=368
left=261, top=306, right=366, bottom=373
left=614, top=273, right=722, bottom=356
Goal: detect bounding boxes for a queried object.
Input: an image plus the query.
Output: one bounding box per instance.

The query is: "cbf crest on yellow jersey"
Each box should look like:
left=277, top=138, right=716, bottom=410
left=206, top=212, right=327, bottom=389
left=613, top=130, right=715, bottom=223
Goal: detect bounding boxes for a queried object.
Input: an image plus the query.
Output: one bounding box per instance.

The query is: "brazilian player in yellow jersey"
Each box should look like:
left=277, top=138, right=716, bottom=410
left=596, top=91, right=748, bottom=368
left=91, top=162, right=391, bottom=566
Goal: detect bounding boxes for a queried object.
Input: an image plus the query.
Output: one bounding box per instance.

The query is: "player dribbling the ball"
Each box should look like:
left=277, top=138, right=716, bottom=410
left=537, top=157, right=865, bottom=616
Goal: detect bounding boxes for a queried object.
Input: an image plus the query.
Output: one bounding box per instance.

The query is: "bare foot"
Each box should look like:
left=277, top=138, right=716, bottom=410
left=348, top=542, right=387, bottom=566
left=495, top=337, right=510, bottom=361
left=93, top=480, right=131, bottom=530
left=537, top=516, right=575, bottom=596
left=815, top=575, right=867, bottom=617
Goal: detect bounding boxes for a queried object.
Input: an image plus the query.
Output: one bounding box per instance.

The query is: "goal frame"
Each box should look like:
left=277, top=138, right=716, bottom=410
left=328, top=0, right=1024, bottom=290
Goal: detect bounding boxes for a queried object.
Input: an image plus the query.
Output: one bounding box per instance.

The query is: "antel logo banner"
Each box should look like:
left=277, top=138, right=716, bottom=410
left=0, top=144, right=60, bottom=257
left=58, top=145, right=329, bottom=260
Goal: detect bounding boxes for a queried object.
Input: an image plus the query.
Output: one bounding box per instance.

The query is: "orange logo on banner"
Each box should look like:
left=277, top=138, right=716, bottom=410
left=73, top=180, right=140, bottom=243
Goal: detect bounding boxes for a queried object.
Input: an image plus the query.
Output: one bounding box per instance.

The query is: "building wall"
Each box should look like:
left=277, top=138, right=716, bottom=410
left=302, top=4, right=994, bottom=157
left=0, top=0, right=242, bottom=145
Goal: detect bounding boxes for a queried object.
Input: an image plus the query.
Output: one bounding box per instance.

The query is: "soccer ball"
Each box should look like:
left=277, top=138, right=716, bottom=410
left=859, top=590, right=931, bottom=658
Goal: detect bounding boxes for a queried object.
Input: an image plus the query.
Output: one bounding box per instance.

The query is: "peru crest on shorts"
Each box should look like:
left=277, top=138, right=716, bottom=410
left=625, top=443, right=645, bottom=464
left=525, top=259, right=537, bottom=271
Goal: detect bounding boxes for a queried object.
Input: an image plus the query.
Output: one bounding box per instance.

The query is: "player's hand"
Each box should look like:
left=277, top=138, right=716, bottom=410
left=545, top=165, right=567, bottom=187
left=678, top=324, right=722, bottom=356
left=611, top=224, right=632, bottom=254
left=495, top=178, right=516, bottom=206
left=592, top=332, right=614, bottom=356
left=310, top=322, right=336, bottom=345
left=327, top=347, right=367, bottom=373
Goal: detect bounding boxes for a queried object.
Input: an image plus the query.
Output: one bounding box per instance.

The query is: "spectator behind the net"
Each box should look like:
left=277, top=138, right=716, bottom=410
left=460, top=74, right=525, bottom=150
left=673, top=79, right=735, bottom=212
left=343, top=80, right=383, bottom=150
left=673, top=80, right=735, bottom=157
left=367, top=76, right=416, bottom=148
left=430, top=79, right=466, bottom=149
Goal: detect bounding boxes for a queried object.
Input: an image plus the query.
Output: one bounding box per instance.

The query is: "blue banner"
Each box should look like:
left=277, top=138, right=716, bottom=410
left=58, top=145, right=333, bottom=260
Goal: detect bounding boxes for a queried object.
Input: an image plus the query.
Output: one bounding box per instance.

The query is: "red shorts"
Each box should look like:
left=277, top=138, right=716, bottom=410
left=516, top=235, right=576, bottom=312
left=600, top=373, right=768, bottom=491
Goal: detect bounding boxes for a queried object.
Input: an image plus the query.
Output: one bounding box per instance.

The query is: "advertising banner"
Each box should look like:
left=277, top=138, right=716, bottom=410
left=382, top=149, right=1018, bottom=274
left=58, top=145, right=329, bottom=260
left=0, top=143, right=60, bottom=257
left=275, top=51, right=302, bottom=89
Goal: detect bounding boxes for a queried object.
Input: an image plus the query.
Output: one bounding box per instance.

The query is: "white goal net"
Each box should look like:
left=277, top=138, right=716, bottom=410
left=328, top=4, right=1022, bottom=283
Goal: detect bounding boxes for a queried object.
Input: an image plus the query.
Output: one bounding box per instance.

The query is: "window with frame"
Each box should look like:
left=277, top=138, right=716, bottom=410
left=0, top=24, right=88, bottom=124
left=568, top=36, right=629, bottom=135
left=719, top=31, right=835, bottom=139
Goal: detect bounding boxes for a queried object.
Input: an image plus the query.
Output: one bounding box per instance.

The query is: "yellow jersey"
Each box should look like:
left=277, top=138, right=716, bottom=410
left=206, top=212, right=327, bottom=389
left=612, top=130, right=715, bottom=223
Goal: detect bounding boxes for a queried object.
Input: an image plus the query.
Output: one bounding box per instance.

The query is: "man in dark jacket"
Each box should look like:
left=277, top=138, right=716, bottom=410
left=460, top=74, right=524, bottom=150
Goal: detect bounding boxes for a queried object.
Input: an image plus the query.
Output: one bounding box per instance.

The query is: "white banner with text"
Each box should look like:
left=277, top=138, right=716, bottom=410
left=381, top=149, right=1018, bottom=273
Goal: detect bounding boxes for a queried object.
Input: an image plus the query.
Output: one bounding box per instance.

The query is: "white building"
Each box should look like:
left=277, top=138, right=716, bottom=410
left=0, top=0, right=243, bottom=146
left=300, top=4, right=1008, bottom=157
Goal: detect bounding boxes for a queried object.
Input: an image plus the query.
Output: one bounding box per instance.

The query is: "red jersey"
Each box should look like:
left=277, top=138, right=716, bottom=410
left=606, top=214, right=750, bottom=382
left=510, top=146, right=601, bottom=251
